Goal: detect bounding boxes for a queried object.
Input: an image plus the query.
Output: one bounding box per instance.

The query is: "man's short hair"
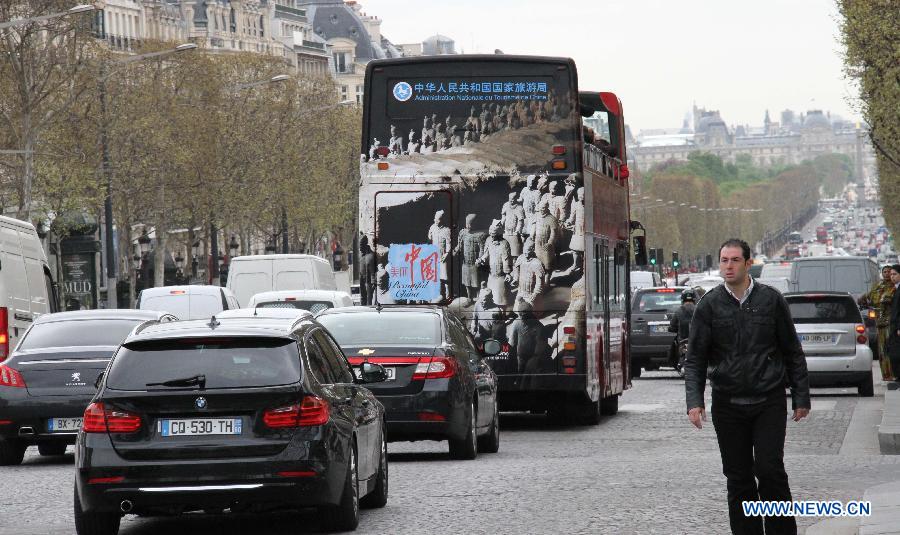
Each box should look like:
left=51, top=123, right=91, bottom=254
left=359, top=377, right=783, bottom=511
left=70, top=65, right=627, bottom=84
left=891, top=264, right=900, bottom=274
left=719, top=238, right=752, bottom=261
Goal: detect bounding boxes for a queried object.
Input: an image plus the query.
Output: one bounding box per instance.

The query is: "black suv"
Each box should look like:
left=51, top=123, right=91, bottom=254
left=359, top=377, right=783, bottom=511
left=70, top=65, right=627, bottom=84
left=74, top=315, right=388, bottom=534
left=629, top=287, right=686, bottom=377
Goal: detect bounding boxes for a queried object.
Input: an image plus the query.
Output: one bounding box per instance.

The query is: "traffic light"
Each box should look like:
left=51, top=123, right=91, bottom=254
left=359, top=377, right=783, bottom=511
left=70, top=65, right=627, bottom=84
left=672, top=251, right=680, bottom=268
left=657, top=248, right=664, bottom=267
left=649, top=248, right=658, bottom=265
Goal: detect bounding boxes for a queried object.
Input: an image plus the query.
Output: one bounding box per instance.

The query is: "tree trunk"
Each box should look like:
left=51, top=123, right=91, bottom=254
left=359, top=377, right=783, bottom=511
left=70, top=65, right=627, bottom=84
left=20, top=116, right=36, bottom=221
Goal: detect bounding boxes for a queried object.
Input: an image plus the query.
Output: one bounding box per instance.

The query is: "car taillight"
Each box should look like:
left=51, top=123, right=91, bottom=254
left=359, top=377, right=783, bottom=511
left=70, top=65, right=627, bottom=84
left=82, top=402, right=142, bottom=433
left=868, top=310, right=877, bottom=319
left=857, top=335, right=868, bottom=344
left=0, top=307, right=8, bottom=361
left=412, top=357, right=457, bottom=380
left=264, top=396, right=329, bottom=428
left=0, top=364, right=24, bottom=388
left=856, top=324, right=866, bottom=334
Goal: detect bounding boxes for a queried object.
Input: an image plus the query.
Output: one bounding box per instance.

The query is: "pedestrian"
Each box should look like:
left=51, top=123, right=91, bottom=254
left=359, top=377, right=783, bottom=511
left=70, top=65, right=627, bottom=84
left=668, top=287, right=696, bottom=375
left=684, top=238, right=810, bottom=535
left=859, top=265, right=895, bottom=381
left=886, top=264, right=900, bottom=385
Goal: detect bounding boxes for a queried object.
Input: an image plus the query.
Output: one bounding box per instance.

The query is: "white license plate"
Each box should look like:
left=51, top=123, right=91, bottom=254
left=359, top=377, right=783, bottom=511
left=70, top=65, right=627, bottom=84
left=650, top=324, right=669, bottom=333
left=801, top=334, right=836, bottom=344
left=353, top=367, right=396, bottom=381
left=158, top=418, right=242, bottom=437
left=47, top=417, right=83, bottom=432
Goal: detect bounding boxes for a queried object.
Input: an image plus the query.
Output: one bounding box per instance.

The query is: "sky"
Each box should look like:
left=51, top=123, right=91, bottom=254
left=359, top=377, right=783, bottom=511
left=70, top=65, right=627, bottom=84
left=359, top=0, right=861, bottom=133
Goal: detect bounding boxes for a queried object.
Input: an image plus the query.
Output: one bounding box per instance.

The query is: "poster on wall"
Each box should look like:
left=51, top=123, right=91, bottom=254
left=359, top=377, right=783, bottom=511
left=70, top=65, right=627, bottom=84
left=61, top=253, right=97, bottom=310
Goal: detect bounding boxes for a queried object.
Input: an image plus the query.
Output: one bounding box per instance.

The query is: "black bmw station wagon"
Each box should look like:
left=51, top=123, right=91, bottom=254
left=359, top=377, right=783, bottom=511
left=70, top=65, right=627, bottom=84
left=74, top=315, right=388, bottom=534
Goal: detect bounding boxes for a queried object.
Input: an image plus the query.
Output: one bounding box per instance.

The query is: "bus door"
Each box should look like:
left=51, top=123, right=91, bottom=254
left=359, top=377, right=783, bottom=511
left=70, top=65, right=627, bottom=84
left=590, top=237, right=611, bottom=397
left=373, top=190, right=454, bottom=305
left=607, top=241, right=628, bottom=394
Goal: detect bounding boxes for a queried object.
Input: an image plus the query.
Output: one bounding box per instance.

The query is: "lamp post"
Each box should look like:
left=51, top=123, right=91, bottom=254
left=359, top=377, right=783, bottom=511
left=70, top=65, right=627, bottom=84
left=174, top=252, right=184, bottom=284
left=0, top=4, right=94, bottom=30
left=229, top=235, right=239, bottom=258
left=217, top=252, right=226, bottom=286
left=99, top=43, right=197, bottom=308
left=191, top=240, right=200, bottom=280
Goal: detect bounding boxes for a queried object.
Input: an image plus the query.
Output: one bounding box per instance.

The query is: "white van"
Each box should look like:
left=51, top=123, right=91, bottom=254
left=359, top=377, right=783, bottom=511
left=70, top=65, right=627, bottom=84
left=246, top=289, right=353, bottom=314
left=630, top=271, right=662, bottom=291
left=0, top=216, right=57, bottom=359
left=137, top=285, right=240, bottom=320
left=789, top=256, right=879, bottom=299
left=226, top=254, right=337, bottom=306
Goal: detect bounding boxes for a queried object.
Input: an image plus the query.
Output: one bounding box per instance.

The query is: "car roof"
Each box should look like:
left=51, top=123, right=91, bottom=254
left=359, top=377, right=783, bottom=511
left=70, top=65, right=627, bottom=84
left=35, top=309, right=170, bottom=324
left=792, top=256, right=871, bottom=262
left=218, top=308, right=314, bottom=320
left=250, top=290, right=350, bottom=301
left=230, top=254, right=330, bottom=265
left=124, top=316, right=317, bottom=343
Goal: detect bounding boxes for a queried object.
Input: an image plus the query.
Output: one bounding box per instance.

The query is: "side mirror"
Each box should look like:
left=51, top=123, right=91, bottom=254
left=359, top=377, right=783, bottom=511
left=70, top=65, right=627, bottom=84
left=482, top=339, right=502, bottom=356
left=357, top=362, right=388, bottom=384
left=633, top=234, right=648, bottom=266
left=94, top=371, right=104, bottom=390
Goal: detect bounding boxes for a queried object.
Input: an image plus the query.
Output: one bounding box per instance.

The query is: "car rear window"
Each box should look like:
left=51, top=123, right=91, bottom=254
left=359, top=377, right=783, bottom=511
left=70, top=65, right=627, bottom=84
left=18, top=319, right=145, bottom=350
left=632, top=291, right=682, bottom=313
left=106, top=337, right=301, bottom=390
left=140, top=294, right=222, bottom=320
left=786, top=296, right=862, bottom=324
left=257, top=300, right=333, bottom=314
left=317, top=312, right=440, bottom=346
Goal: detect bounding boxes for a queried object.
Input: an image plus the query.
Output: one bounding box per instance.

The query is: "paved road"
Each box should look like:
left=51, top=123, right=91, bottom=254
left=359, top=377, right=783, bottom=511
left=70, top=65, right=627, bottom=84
left=3, top=365, right=899, bottom=534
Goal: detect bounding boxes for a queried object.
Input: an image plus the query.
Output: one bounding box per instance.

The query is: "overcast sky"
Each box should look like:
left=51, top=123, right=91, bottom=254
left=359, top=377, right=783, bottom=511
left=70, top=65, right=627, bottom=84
left=360, top=0, right=860, bottom=133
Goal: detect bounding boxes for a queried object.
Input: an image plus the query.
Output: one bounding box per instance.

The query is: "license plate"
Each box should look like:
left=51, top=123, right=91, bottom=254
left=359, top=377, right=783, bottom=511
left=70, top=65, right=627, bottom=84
left=47, top=417, right=83, bottom=432
left=353, top=367, right=396, bottom=381
left=158, top=418, right=242, bottom=437
left=650, top=324, right=669, bottom=333
left=801, top=334, right=836, bottom=344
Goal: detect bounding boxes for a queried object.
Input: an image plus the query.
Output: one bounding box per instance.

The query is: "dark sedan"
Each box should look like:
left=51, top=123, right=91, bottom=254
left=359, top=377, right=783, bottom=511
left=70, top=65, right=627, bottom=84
left=75, top=315, right=388, bottom=534
left=316, top=306, right=501, bottom=460
left=629, top=287, right=686, bottom=377
left=0, top=310, right=176, bottom=465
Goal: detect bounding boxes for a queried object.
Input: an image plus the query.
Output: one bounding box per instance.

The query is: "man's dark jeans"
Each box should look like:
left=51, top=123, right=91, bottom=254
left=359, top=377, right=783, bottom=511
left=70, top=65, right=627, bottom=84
left=712, top=392, right=796, bottom=535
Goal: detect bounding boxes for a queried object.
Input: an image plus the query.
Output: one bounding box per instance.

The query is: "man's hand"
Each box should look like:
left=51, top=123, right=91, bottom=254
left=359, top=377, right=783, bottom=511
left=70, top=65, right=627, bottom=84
left=792, top=408, right=810, bottom=422
left=688, top=407, right=706, bottom=429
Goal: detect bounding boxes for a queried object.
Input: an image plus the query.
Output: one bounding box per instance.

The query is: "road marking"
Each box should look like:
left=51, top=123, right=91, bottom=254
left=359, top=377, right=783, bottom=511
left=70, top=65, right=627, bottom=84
left=619, top=404, right=666, bottom=412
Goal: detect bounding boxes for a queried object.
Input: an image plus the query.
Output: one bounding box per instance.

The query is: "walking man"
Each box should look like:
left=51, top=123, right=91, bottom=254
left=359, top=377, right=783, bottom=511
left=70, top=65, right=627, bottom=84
left=685, top=239, right=810, bottom=535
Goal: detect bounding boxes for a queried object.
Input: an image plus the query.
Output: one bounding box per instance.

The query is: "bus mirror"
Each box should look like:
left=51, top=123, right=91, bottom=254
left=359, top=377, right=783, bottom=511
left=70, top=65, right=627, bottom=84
left=633, top=235, right=648, bottom=266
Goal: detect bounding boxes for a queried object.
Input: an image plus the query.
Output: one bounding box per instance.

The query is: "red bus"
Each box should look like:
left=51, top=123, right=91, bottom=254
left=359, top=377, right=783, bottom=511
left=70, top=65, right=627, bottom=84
left=358, top=55, right=637, bottom=424
left=816, top=226, right=828, bottom=243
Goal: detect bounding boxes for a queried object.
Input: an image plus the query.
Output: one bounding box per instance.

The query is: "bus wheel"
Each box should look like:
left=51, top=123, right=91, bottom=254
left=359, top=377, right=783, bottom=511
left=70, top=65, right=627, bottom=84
left=600, top=395, right=619, bottom=416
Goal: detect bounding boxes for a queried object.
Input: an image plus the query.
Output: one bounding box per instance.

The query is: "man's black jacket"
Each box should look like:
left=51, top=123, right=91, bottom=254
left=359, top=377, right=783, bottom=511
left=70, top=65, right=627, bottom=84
left=684, top=282, right=810, bottom=412
left=668, top=302, right=695, bottom=341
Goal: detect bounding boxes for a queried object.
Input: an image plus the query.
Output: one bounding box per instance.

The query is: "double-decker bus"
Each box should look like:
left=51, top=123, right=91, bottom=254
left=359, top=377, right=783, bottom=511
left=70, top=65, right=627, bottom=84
left=358, top=55, right=637, bottom=424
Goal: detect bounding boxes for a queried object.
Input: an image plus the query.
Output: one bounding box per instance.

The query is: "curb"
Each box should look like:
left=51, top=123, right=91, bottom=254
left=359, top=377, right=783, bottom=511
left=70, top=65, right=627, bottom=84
left=878, top=389, right=900, bottom=455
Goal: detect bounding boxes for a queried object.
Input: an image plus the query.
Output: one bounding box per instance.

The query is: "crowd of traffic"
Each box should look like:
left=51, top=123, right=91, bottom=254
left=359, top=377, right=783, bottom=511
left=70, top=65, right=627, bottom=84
left=0, top=253, right=509, bottom=534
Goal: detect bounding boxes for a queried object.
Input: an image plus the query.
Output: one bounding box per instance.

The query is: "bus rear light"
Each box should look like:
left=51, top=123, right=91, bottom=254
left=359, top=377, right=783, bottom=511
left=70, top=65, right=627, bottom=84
left=564, top=368, right=575, bottom=374
left=0, top=365, right=25, bottom=388
left=563, top=342, right=576, bottom=351
left=562, top=356, right=577, bottom=367
left=563, top=326, right=576, bottom=335
left=377, top=162, right=389, bottom=171
left=551, top=159, right=566, bottom=170
left=0, top=307, right=8, bottom=361
left=619, top=164, right=630, bottom=179
left=552, top=145, right=566, bottom=155
left=374, top=146, right=390, bottom=158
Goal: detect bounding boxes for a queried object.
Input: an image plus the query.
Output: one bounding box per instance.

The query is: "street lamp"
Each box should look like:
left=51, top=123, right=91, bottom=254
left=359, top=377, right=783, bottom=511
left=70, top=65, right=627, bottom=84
left=191, top=240, right=200, bottom=279
left=99, top=43, right=197, bottom=309
left=174, top=252, right=184, bottom=270
left=0, top=4, right=95, bottom=30
left=228, top=235, right=239, bottom=258
left=264, top=241, right=277, bottom=255
left=138, top=230, right=151, bottom=255
left=230, top=74, right=290, bottom=93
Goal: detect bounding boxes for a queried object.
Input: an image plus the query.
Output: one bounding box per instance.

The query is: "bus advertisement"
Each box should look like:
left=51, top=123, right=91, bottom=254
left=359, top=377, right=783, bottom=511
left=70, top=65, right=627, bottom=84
left=358, top=55, right=635, bottom=423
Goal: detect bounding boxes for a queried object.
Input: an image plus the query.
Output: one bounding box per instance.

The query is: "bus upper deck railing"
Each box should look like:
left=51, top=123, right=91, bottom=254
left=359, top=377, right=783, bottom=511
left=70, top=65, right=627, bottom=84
left=583, top=143, right=625, bottom=183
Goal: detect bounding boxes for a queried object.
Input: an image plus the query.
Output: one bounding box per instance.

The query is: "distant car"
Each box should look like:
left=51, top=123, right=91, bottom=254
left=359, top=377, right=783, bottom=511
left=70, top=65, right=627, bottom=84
left=629, top=287, right=685, bottom=377
left=785, top=292, right=874, bottom=397
left=316, top=306, right=500, bottom=460
left=137, top=285, right=240, bottom=320
left=0, top=310, right=176, bottom=465
left=75, top=315, right=388, bottom=533
left=246, top=290, right=353, bottom=315
left=630, top=270, right=662, bottom=290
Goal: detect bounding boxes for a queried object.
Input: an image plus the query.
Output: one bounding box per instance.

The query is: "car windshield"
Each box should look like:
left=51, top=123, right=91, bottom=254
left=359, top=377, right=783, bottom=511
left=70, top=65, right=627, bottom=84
left=257, top=300, right=333, bottom=314
left=106, top=337, right=301, bottom=390
left=18, top=319, right=145, bottom=350
left=633, top=292, right=682, bottom=313
left=317, top=312, right=441, bottom=346
left=786, top=296, right=862, bottom=324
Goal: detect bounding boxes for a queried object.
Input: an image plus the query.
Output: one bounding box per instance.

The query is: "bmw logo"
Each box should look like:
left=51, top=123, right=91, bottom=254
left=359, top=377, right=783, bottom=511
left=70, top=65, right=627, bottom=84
left=195, top=397, right=207, bottom=409
left=393, top=81, right=412, bottom=102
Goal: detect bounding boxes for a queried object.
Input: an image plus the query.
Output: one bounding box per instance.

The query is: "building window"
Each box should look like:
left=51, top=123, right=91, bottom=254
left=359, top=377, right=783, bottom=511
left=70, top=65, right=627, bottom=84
left=333, top=52, right=347, bottom=73
left=355, top=84, right=362, bottom=104
left=341, top=85, right=348, bottom=101
left=260, top=15, right=264, bottom=37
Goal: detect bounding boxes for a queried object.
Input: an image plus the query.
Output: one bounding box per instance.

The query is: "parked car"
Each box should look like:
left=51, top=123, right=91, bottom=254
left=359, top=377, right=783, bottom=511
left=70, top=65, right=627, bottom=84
left=0, top=215, right=59, bottom=359
left=0, top=310, right=175, bottom=465
left=316, top=306, right=500, bottom=459
left=247, top=290, right=353, bottom=314
left=630, top=271, right=662, bottom=291
left=629, top=287, right=686, bottom=377
left=784, top=292, right=874, bottom=396
left=226, top=254, right=338, bottom=306
left=137, top=285, right=240, bottom=320
left=75, top=315, right=388, bottom=534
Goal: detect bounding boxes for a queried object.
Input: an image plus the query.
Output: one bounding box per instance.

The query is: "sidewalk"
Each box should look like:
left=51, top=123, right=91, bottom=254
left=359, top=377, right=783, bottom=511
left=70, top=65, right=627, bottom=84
left=806, top=384, right=900, bottom=534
